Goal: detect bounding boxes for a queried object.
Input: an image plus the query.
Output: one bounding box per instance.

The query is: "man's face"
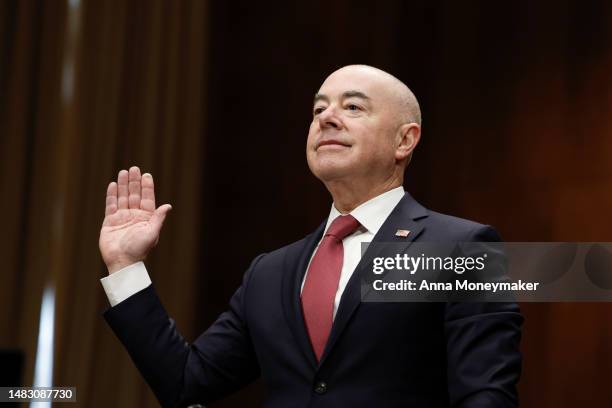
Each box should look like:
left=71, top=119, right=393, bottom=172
left=306, top=67, right=401, bottom=184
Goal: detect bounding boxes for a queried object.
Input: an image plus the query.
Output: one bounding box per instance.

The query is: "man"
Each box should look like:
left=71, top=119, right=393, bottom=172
left=99, top=65, right=522, bottom=407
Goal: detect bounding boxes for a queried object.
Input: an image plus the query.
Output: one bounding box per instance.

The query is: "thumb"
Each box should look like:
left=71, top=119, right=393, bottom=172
left=150, top=204, right=172, bottom=234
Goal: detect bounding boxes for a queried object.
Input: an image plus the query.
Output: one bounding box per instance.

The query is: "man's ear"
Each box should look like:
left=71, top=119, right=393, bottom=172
left=395, top=123, right=421, bottom=161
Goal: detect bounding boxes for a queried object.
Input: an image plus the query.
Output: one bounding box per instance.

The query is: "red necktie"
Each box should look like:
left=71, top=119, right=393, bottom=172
left=301, top=214, right=361, bottom=361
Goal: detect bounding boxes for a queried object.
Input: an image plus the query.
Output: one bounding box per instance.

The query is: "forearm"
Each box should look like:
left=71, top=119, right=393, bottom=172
left=104, top=285, right=195, bottom=407
left=102, top=257, right=264, bottom=407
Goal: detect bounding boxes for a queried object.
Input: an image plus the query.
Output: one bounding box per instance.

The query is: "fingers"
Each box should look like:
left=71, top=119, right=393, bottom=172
left=117, top=170, right=129, bottom=209
left=150, top=204, right=173, bottom=235
left=128, top=166, right=142, bottom=209
left=114, top=167, right=158, bottom=212
left=105, top=182, right=118, bottom=216
left=141, top=173, right=156, bottom=212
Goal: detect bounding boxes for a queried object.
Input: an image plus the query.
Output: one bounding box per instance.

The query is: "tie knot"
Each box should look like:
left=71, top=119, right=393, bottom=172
left=325, top=215, right=360, bottom=241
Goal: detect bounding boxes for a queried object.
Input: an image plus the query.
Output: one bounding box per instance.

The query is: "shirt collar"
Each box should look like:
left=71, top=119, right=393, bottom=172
left=324, top=186, right=406, bottom=236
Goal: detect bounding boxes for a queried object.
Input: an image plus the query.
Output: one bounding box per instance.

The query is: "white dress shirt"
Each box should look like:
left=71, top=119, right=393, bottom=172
left=100, top=187, right=406, bottom=311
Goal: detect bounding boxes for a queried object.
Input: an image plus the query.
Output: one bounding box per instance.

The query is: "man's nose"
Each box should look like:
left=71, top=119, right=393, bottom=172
left=318, top=106, right=342, bottom=130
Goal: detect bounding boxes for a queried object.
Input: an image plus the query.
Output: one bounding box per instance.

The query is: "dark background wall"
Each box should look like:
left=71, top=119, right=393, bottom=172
left=1, top=0, right=611, bottom=406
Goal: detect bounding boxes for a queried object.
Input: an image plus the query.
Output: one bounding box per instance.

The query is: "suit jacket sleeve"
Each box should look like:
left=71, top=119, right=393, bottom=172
left=444, top=226, right=523, bottom=408
left=104, top=254, right=266, bottom=408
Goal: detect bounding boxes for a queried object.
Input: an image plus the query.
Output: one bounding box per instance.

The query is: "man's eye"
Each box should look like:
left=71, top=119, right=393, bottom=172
left=346, top=104, right=361, bottom=111
left=313, top=107, right=326, bottom=115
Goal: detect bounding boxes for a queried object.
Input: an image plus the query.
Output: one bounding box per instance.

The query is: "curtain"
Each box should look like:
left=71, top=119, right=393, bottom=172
left=0, top=0, right=208, bottom=406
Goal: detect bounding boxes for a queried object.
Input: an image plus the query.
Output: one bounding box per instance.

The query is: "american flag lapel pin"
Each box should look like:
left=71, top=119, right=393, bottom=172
left=395, top=229, right=410, bottom=238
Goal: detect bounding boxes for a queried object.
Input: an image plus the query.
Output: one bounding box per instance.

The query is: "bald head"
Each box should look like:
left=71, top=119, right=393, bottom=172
left=325, top=65, right=421, bottom=126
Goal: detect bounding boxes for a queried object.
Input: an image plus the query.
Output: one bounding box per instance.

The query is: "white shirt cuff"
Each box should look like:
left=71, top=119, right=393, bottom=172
left=100, top=261, right=152, bottom=307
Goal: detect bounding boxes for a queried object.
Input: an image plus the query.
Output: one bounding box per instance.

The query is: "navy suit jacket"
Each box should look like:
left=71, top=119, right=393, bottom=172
left=105, top=192, right=523, bottom=407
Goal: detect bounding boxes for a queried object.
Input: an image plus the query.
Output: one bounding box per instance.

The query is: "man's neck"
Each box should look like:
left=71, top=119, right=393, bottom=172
left=325, top=174, right=403, bottom=214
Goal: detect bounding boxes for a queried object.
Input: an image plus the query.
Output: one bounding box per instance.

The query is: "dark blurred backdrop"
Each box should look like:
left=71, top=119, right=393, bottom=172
left=1, top=0, right=612, bottom=406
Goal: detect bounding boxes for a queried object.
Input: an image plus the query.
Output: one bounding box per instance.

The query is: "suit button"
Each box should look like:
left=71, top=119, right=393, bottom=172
left=314, top=381, right=328, bottom=394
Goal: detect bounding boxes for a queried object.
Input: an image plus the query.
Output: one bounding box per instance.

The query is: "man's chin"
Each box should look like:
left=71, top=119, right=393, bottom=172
left=310, top=164, right=355, bottom=183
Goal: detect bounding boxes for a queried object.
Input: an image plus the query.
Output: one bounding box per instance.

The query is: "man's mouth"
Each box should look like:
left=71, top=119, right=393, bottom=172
left=316, top=139, right=351, bottom=150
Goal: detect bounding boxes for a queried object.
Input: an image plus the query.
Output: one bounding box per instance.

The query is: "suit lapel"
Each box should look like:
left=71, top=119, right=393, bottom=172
left=319, top=192, right=428, bottom=365
left=281, top=220, right=326, bottom=369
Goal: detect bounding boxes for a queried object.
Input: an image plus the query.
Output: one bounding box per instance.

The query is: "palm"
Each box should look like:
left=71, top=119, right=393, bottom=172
left=99, top=167, right=172, bottom=273
left=101, top=208, right=156, bottom=260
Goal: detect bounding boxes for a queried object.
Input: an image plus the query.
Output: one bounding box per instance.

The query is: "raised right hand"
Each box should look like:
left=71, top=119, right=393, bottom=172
left=99, top=166, right=172, bottom=274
